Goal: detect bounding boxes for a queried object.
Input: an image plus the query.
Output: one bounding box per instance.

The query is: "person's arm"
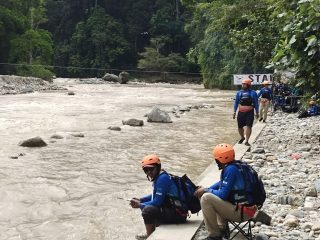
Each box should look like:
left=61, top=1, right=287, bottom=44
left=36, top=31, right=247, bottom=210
left=140, top=194, right=152, bottom=203
left=257, top=89, right=262, bottom=98
left=206, top=166, right=237, bottom=200
left=252, top=91, right=259, bottom=113
left=139, top=174, right=171, bottom=209
left=207, top=181, right=220, bottom=190
left=234, top=92, right=240, bottom=113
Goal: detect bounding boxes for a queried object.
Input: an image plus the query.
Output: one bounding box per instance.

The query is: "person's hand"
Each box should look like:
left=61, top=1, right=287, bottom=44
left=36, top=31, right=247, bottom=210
left=194, top=187, right=206, bottom=199
left=130, top=198, right=140, bottom=208
left=233, top=112, right=236, bottom=119
left=255, top=113, right=259, bottom=119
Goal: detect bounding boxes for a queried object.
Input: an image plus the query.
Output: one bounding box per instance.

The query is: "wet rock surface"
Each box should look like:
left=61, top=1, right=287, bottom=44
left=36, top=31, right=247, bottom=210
left=194, top=112, right=320, bottom=240
left=19, top=136, right=47, bottom=147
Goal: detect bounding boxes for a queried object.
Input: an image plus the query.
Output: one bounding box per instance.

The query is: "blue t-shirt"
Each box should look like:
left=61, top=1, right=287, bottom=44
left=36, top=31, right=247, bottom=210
left=308, top=105, right=320, bottom=116
left=258, top=87, right=273, bottom=100
left=205, top=163, right=252, bottom=204
left=139, top=171, right=179, bottom=209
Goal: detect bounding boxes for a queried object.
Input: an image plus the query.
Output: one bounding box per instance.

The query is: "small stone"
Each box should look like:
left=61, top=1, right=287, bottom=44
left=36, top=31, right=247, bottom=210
left=108, top=126, right=121, bottom=131
left=315, top=180, right=320, bottom=193
left=50, top=134, right=64, bottom=139
left=304, top=187, right=317, bottom=197
left=312, top=223, right=320, bottom=231
left=255, top=233, right=269, bottom=240
left=19, top=136, right=47, bottom=147
left=283, top=216, right=299, bottom=228
left=70, top=133, right=85, bottom=137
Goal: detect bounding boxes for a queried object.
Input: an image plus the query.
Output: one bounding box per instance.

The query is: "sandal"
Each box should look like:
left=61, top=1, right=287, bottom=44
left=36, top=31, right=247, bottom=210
left=135, top=233, right=148, bottom=240
left=238, top=138, right=245, bottom=144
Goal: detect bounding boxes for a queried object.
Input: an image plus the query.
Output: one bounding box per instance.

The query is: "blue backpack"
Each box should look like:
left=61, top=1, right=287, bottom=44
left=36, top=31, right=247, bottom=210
left=169, top=174, right=201, bottom=214
left=232, top=161, right=266, bottom=209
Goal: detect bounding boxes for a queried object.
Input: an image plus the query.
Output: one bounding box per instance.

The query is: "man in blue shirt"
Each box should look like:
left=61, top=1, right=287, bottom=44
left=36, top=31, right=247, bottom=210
left=194, top=144, right=257, bottom=240
left=257, top=81, right=273, bottom=122
left=130, top=154, right=187, bottom=239
left=233, top=79, right=259, bottom=146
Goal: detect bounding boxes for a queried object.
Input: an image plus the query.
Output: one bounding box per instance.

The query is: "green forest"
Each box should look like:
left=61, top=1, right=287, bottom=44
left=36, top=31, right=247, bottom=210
left=0, top=0, right=319, bottom=89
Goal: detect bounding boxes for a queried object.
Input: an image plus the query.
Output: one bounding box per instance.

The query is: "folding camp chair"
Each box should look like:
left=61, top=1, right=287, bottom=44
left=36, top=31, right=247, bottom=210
left=225, top=219, right=254, bottom=240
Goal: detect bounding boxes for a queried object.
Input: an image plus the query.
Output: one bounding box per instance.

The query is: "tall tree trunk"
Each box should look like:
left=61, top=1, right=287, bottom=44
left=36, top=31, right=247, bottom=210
left=175, top=0, right=179, bottom=20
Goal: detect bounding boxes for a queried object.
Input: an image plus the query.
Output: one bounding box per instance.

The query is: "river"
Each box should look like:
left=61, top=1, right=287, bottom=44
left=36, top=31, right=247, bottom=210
left=0, top=80, right=238, bottom=240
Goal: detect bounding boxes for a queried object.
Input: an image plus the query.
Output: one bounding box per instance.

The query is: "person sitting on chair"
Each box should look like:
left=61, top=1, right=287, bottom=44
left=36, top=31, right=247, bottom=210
left=194, top=143, right=257, bottom=240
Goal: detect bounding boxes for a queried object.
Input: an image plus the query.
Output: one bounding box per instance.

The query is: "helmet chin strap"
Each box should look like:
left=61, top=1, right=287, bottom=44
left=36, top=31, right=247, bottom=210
left=215, top=160, right=224, bottom=170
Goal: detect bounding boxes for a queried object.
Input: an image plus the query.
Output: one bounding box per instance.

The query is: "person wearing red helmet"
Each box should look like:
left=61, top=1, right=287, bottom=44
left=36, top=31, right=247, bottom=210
left=194, top=144, right=257, bottom=240
left=130, top=154, right=187, bottom=239
left=233, top=79, right=259, bottom=146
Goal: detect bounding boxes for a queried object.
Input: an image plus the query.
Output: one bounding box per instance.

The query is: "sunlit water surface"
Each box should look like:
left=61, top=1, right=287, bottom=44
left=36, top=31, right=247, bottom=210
left=0, top=80, right=238, bottom=240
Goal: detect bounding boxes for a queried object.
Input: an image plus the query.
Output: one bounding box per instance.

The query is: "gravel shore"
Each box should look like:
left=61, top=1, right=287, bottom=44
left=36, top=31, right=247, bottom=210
left=195, top=112, right=320, bottom=240
left=0, top=75, right=65, bottom=94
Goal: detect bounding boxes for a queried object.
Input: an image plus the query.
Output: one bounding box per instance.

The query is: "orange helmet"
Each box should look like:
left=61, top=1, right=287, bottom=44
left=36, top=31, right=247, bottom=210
left=212, top=143, right=235, bottom=164
left=141, top=154, right=161, bottom=169
left=262, top=81, right=270, bottom=85
left=242, top=79, right=252, bottom=86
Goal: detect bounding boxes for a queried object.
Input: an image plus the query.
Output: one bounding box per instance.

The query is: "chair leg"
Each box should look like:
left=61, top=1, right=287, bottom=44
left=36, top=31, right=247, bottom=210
left=226, top=220, right=254, bottom=240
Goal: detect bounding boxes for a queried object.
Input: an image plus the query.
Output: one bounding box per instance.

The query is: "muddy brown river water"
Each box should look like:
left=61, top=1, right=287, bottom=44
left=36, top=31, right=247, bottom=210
left=0, top=80, right=238, bottom=240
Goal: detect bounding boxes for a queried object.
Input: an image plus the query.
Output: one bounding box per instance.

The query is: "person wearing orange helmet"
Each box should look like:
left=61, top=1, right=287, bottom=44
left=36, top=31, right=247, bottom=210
left=130, top=154, right=187, bottom=239
left=257, top=80, right=273, bottom=122
left=194, top=144, right=256, bottom=240
left=233, top=79, right=259, bottom=146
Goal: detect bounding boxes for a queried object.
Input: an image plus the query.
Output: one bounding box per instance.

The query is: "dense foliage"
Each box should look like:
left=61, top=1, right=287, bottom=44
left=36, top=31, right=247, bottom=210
left=0, top=0, right=319, bottom=91
left=270, top=0, right=320, bottom=91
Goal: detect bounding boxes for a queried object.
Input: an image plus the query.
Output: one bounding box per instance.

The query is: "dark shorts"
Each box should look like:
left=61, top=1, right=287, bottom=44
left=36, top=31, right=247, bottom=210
left=141, top=205, right=187, bottom=225
left=237, top=110, right=254, bottom=128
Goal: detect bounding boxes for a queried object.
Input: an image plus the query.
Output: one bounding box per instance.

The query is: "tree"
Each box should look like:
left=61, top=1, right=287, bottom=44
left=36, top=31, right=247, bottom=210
left=185, top=0, right=277, bottom=88
left=270, top=0, right=320, bottom=91
left=138, top=37, right=189, bottom=72
left=67, top=7, right=129, bottom=76
left=0, top=3, right=28, bottom=73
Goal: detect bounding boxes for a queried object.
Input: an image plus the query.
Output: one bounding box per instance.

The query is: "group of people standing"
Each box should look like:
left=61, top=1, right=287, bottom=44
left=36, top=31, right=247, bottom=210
left=130, top=79, right=273, bottom=240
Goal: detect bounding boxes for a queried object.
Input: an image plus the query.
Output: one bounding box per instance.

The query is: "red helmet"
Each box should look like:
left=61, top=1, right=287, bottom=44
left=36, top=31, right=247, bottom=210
left=242, top=79, right=252, bottom=86
left=212, top=143, right=235, bottom=164
left=141, top=154, right=161, bottom=169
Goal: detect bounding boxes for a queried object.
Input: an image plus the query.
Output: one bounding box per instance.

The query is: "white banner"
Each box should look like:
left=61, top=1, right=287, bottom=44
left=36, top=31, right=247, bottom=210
left=233, top=74, right=273, bottom=85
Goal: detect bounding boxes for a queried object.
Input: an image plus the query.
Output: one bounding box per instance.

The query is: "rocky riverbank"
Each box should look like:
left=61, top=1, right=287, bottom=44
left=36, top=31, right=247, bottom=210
left=195, top=112, right=320, bottom=240
left=0, top=75, right=65, bottom=94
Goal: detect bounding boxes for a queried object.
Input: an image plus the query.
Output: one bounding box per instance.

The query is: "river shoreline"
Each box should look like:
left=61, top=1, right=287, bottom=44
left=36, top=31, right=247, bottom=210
left=194, top=111, right=320, bottom=240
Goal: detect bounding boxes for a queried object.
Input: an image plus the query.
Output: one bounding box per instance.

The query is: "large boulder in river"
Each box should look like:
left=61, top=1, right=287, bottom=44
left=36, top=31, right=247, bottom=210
left=119, top=71, right=129, bottom=84
left=147, top=107, right=172, bottom=123
left=19, top=136, right=47, bottom=147
left=122, top=119, right=144, bottom=126
left=102, top=73, right=120, bottom=83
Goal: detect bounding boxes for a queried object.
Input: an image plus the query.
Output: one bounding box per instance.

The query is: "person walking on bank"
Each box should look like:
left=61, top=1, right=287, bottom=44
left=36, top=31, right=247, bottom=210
left=130, top=154, right=187, bottom=240
left=233, top=79, right=259, bottom=146
left=194, top=143, right=258, bottom=240
left=257, top=81, right=273, bottom=122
